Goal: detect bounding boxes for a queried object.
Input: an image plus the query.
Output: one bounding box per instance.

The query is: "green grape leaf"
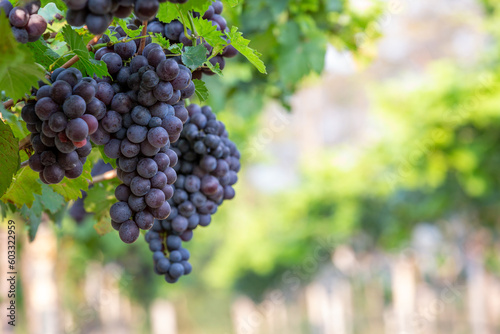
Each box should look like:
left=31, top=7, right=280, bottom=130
left=84, top=180, right=117, bottom=235
left=226, top=26, right=266, bottom=74
left=20, top=199, right=42, bottom=241
left=192, top=16, right=227, bottom=53
left=40, top=183, right=65, bottom=214
left=98, top=145, right=117, bottom=168
left=221, top=0, right=240, bottom=7
left=62, top=25, right=110, bottom=78
left=1, top=168, right=42, bottom=209
left=183, top=0, right=211, bottom=12
left=168, top=43, right=184, bottom=54
left=0, top=105, right=29, bottom=139
left=205, top=60, right=222, bottom=76
left=117, top=20, right=142, bottom=38
left=73, top=50, right=110, bottom=78
left=0, top=15, right=48, bottom=100
left=27, top=39, right=62, bottom=69
left=38, top=2, right=64, bottom=22
left=49, top=161, right=92, bottom=201
left=157, top=3, right=179, bottom=24
left=152, top=33, right=171, bottom=49
left=276, top=21, right=326, bottom=86
left=0, top=120, right=20, bottom=198
left=182, top=44, right=208, bottom=70
left=193, top=79, right=209, bottom=102
left=41, top=0, right=66, bottom=10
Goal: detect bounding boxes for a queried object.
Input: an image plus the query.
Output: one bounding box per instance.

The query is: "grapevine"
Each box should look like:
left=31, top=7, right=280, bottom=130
left=0, top=0, right=267, bottom=286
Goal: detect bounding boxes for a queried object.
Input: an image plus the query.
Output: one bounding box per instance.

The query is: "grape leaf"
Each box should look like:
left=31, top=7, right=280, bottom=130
left=168, top=43, right=184, bottom=54
left=49, top=160, right=92, bottom=201
left=84, top=180, right=117, bottom=235
left=117, top=20, right=142, bottom=38
left=98, top=145, right=117, bottom=168
left=0, top=120, right=20, bottom=198
left=193, top=79, right=209, bottom=102
left=20, top=199, right=42, bottom=241
left=27, top=39, right=62, bottom=69
left=226, top=27, right=266, bottom=74
left=0, top=15, right=47, bottom=100
left=41, top=0, right=66, bottom=10
left=158, top=3, right=179, bottom=24
left=221, top=0, right=240, bottom=7
left=1, top=167, right=42, bottom=209
left=38, top=2, right=64, bottom=22
left=192, top=16, right=227, bottom=53
left=152, top=33, right=171, bottom=49
left=62, top=25, right=110, bottom=78
left=182, top=44, right=208, bottom=70
left=205, top=60, right=222, bottom=76
left=0, top=105, right=29, bottom=139
left=40, top=183, right=65, bottom=214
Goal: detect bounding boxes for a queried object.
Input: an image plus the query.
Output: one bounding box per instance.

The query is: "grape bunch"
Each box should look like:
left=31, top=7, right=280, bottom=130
left=64, top=0, right=180, bottom=35
left=145, top=104, right=240, bottom=283
left=92, top=41, right=198, bottom=243
left=22, top=68, right=99, bottom=184
left=137, top=0, right=237, bottom=78
left=0, top=0, right=47, bottom=43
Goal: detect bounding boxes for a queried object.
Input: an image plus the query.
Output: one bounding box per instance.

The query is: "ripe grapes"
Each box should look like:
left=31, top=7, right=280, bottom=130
left=1, top=0, right=47, bottom=43
left=22, top=68, right=98, bottom=184
left=145, top=104, right=240, bottom=283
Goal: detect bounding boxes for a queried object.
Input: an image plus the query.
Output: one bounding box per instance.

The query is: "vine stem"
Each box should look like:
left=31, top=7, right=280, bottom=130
left=138, top=21, right=148, bottom=55
left=3, top=33, right=103, bottom=110
left=176, top=4, right=194, bottom=42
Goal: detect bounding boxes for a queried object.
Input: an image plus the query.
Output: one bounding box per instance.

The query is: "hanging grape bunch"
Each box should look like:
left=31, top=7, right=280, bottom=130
left=145, top=104, right=240, bottom=283
left=22, top=68, right=99, bottom=184
left=0, top=0, right=47, bottom=43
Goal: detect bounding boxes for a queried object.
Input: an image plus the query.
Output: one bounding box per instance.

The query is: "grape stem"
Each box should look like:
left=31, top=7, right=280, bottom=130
left=187, top=11, right=198, bottom=41
left=138, top=21, right=149, bottom=55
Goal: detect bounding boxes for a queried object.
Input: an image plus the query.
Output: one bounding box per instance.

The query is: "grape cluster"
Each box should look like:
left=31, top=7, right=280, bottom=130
left=0, top=0, right=47, bottom=43
left=145, top=104, right=240, bottom=283
left=93, top=41, right=198, bottom=243
left=22, top=68, right=98, bottom=184
left=64, top=0, right=185, bottom=35
left=137, top=0, right=237, bottom=78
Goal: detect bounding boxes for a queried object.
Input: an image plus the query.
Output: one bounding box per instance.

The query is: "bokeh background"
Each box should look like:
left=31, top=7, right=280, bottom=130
left=3, top=0, right=500, bottom=333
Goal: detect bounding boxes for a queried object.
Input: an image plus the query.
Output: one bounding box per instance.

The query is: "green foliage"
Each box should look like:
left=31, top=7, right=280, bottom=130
left=182, top=44, right=209, bottom=70
left=0, top=16, right=47, bottom=101
left=193, top=79, right=209, bottom=102
left=0, top=120, right=19, bottom=198
left=226, top=27, right=266, bottom=74
left=61, top=25, right=110, bottom=78
left=1, top=168, right=42, bottom=209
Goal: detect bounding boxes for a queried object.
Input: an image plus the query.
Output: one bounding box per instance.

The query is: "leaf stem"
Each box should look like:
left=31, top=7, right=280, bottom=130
left=175, top=4, right=194, bottom=42
left=138, top=21, right=149, bottom=55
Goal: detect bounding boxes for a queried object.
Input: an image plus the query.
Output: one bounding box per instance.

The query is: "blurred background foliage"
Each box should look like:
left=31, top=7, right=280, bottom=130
left=5, top=0, right=500, bottom=332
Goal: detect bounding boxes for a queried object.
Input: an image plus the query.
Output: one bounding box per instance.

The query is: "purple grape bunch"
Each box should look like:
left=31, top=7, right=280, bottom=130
left=145, top=104, right=240, bottom=283
left=22, top=67, right=101, bottom=184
